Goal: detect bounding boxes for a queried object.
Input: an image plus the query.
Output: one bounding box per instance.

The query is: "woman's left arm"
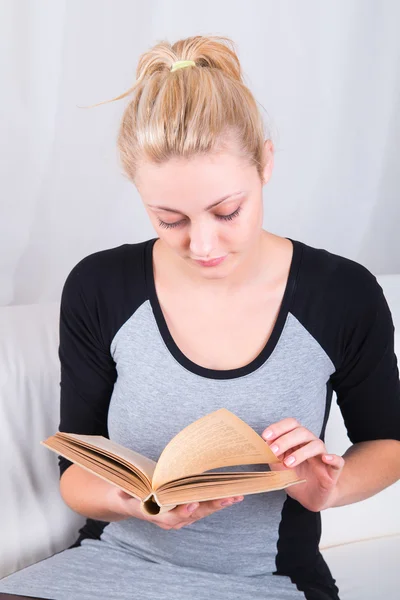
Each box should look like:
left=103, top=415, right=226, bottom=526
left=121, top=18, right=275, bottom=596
left=263, top=269, right=400, bottom=512
left=327, top=439, right=400, bottom=508
left=325, top=272, right=400, bottom=509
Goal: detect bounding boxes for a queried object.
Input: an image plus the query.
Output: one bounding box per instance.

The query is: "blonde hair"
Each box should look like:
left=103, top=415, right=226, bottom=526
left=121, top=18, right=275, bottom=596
left=87, top=35, right=270, bottom=183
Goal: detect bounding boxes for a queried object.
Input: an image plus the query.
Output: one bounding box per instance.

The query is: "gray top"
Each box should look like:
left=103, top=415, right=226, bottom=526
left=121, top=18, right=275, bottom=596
left=1, top=236, right=399, bottom=600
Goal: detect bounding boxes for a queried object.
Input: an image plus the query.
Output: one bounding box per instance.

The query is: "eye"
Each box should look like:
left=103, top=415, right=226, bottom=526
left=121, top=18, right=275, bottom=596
left=216, top=206, right=242, bottom=221
left=157, top=206, right=242, bottom=230
left=158, top=218, right=186, bottom=229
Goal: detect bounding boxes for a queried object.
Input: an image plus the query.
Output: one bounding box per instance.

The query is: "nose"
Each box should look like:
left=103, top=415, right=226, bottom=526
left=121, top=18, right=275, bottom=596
left=189, top=220, right=218, bottom=259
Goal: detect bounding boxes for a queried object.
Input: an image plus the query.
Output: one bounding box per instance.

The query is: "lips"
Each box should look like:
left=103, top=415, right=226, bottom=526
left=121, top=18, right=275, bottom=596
left=193, top=256, right=227, bottom=267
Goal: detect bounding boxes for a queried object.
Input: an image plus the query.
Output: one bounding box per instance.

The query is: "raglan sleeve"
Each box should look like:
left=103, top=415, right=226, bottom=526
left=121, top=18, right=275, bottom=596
left=329, top=267, right=400, bottom=444
left=58, top=258, right=117, bottom=478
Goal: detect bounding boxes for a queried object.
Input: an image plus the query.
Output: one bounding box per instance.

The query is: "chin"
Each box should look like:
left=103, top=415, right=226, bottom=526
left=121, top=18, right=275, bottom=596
left=197, top=269, right=230, bottom=280
left=188, top=256, right=238, bottom=279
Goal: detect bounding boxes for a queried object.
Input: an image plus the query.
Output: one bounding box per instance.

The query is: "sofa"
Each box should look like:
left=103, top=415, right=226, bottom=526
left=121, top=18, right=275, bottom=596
left=0, top=276, right=399, bottom=599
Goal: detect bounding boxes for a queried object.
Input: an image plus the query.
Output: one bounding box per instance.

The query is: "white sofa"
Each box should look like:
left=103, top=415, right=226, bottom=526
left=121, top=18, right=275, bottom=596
left=0, top=276, right=399, bottom=599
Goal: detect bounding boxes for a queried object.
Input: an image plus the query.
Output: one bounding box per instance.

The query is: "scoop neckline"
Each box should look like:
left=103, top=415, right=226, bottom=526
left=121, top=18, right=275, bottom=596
left=144, top=236, right=303, bottom=380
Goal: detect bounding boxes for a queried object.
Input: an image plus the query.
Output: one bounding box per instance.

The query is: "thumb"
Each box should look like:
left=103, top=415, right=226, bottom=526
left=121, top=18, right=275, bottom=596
left=321, top=454, right=345, bottom=482
left=117, top=489, right=139, bottom=502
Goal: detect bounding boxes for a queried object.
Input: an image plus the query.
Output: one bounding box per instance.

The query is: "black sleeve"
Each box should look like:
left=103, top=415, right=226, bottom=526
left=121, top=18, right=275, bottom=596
left=330, top=272, right=400, bottom=444
left=58, top=258, right=117, bottom=478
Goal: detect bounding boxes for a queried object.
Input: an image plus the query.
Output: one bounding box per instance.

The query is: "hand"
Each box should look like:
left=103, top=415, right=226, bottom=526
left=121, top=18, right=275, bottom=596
left=113, top=489, right=244, bottom=529
left=262, top=418, right=345, bottom=512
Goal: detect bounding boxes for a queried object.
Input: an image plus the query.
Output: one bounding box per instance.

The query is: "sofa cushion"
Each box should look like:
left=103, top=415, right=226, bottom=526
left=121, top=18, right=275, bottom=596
left=0, top=303, right=85, bottom=579
left=321, top=534, right=400, bottom=600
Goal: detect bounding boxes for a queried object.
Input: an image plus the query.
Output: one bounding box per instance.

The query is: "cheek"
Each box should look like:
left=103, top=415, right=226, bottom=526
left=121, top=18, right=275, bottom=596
left=230, top=206, right=262, bottom=242
left=245, top=202, right=263, bottom=234
left=157, top=229, right=188, bottom=253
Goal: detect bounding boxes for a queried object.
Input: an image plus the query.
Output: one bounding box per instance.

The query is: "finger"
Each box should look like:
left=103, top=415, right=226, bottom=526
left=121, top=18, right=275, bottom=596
left=282, top=439, right=327, bottom=467
left=160, top=497, right=241, bottom=529
left=159, top=502, right=200, bottom=527
left=167, top=496, right=231, bottom=525
left=193, top=496, right=244, bottom=521
left=267, top=427, right=317, bottom=458
left=261, top=418, right=301, bottom=442
left=212, top=496, right=244, bottom=509
left=321, top=453, right=345, bottom=471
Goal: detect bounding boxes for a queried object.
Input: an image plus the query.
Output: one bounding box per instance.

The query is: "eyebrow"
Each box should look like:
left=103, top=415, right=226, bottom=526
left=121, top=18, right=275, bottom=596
left=148, top=191, right=243, bottom=213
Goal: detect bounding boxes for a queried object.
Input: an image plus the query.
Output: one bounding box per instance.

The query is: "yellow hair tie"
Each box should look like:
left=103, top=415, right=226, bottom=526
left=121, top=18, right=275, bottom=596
left=170, top=60, right=196, bottom=72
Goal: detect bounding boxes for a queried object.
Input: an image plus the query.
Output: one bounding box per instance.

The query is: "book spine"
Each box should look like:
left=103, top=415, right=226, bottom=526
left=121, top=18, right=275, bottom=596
left=140, top=493, right=177, bottom=516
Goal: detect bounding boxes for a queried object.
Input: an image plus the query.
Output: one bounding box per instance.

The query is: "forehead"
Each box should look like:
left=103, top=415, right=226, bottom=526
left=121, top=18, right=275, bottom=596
left=135, top=151, right=255, bottom=207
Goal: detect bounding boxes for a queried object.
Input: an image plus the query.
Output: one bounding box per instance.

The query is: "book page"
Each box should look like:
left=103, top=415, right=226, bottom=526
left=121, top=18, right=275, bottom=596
left=159, top=471, right=272, bottom=490
left=157, top=470, right=304, bottom=504
left=41, top=439, right=148, bottom=499
left=152, top=408, right=280, bottom=489
left=49, top=433, right=157, bottom=484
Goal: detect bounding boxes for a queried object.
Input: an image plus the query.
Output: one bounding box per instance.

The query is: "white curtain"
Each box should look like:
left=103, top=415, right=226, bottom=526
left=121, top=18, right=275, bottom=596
left=1, top=0, right=399, bottom=306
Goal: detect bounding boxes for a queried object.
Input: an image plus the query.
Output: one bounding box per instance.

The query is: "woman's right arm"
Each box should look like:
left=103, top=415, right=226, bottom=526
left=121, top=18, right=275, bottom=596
left=60, top=464, right=243, bottom=527
left=59, top=464, right=136, bottom=522
left=60, top=463, right=244, bottom=527
left=57, top=255, right=126, bottom=522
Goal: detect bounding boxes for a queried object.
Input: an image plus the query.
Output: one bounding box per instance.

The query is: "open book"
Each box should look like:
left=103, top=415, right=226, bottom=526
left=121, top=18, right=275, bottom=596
left=41, top=408, right=305, bottom=516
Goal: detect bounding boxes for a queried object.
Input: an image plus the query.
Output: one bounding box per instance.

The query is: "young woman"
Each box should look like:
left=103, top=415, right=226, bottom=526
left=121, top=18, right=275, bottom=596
left=1, top=35, right=399, bottom=600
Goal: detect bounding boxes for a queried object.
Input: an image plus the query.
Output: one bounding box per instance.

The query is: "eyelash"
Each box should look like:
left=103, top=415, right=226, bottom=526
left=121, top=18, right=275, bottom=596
left=158, top=206, right=242, bottom=230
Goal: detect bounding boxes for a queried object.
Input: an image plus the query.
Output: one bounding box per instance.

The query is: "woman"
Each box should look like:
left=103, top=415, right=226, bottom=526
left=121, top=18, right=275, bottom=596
left=1, top=34, right=399, bottom=600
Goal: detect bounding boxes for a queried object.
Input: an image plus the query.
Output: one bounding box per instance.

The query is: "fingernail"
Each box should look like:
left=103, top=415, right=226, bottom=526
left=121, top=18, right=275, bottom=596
left=324, top=455, right=333, bottom=461
left=270, top=444, right=279, bottom=454
left=285, top=456, right=296, bottom=466
left=220, top=500, right=232, bottom=506
left=187, top=503, right=199, bottom=512
left=262, top=430, right=273, bottom=440
left=233, top=497, right=244, bottom=502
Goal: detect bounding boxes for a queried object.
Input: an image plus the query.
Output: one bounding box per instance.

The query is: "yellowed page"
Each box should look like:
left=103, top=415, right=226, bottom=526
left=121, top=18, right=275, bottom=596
left=46, top=438, right=148, bottom=489
left=47, top=432, right=156, bottom=484
left=41, top=439, right=148, bottom=498
left=159, top=471, right=273, bottom=490
left=157, top=470, right=305, bottom=505
left=157, top=471, right=272, bottom=491
left=152, top=408, right=280, bottom=490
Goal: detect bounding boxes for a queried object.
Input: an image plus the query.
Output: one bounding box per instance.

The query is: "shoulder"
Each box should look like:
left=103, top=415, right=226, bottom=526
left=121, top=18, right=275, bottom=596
left=60, top=239, right=156, bottom=345
left=290, top=239, right=387, bottom=371
left=62, top=240, right=153, bottom=295
left=294, top=238, right=382, bottom=312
